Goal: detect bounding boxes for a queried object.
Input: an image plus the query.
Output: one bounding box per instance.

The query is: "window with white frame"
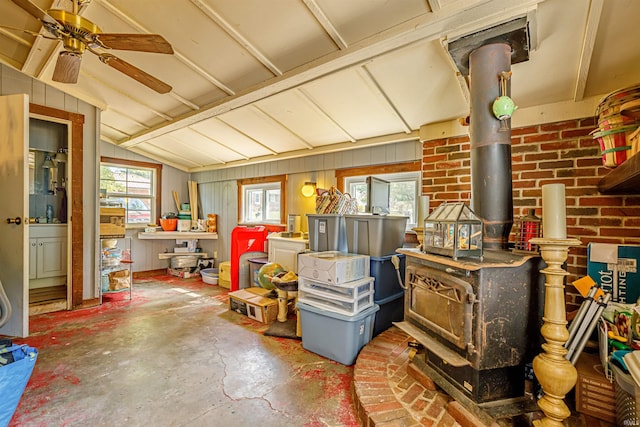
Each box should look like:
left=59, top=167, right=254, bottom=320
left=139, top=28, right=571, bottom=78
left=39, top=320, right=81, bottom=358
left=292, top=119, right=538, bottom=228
left=238, top=175, right=286, bottom=225
left=344, top=171, right=420, bottom=229
left=100, top=158, right=161, bottom=227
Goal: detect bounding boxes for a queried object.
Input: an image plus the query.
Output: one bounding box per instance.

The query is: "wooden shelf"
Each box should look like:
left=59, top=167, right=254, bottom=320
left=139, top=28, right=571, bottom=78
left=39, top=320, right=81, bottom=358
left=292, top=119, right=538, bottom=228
left=158, top=252, right=209, bottom=259
left=598, top=151, right=640, bottom=194
left=137, top=231, right=218, bottom=240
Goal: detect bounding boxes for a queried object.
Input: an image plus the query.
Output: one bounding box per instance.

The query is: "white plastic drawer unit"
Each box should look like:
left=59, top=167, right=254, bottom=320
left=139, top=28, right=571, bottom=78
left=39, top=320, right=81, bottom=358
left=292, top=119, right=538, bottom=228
left=298, top=285, right=374, bottom=316
left=298, top=276, right=374, bottom=300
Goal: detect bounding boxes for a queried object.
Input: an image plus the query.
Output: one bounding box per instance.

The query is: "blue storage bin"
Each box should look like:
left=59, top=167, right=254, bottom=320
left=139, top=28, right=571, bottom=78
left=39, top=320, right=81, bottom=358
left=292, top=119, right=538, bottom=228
left=298, top=301, right=379, bottom=365
left=373, top=292, right=405, bottom=337
left=369, top=254, right=405, bottom=300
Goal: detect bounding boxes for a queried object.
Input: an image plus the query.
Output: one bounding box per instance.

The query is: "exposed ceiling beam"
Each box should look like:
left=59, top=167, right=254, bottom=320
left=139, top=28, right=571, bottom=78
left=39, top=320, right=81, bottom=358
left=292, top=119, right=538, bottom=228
left=189, top=130, right=420, bottom=173
left=21, top=0, right=74, bottom=78
left=165, top=134, right=226, bottom=165
left=21, top=36, right=60, bottom=79
left=186, top=127, right=250, bottom=160
left=169, top=92, right=200, bottom=111
left=303, top=0, right=348, bottom=50
left=117, top=0, right=543, bottom=149
left=214, top=117, right=279, bottom=156
left=573, top=0, right=604, bottom=102
left=295, top=88, right=357, bottom=142
left=0, top=26, right=33, bottom=47
left=439, top=36, right=470, bottom=105
left=426, top=0, right=442, bottom=13
left=250, top=105, right=315, bottom=149
left=134, top=141, right=206, bottom=169
left=357, top=65, right=412, bottom=133
left=101, top=122, right=129, bottom=137
left=95, top=0, right=234, bottom=94
left=190, top=0, right=282, bottom=77
left=80, top=68, right=173, bottom=120
left=105, top=107, right=151, bottom=130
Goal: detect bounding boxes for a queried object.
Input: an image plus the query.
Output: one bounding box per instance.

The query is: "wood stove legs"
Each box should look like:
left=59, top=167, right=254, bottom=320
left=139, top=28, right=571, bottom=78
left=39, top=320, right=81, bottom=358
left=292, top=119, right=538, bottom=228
left=529, top=237, right=581, bottom=427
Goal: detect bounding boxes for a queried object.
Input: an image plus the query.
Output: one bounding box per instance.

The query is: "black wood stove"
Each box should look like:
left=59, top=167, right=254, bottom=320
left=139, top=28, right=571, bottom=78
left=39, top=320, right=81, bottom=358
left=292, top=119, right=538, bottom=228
left=395, top=249, right=543, bottom=404
left=395, top=38, right=543, bottom=417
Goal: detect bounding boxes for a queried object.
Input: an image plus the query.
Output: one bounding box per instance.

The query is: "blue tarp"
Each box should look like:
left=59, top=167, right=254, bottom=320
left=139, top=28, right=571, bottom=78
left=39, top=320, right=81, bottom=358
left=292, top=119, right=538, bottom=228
left=0, top=345, right=38, bottom=427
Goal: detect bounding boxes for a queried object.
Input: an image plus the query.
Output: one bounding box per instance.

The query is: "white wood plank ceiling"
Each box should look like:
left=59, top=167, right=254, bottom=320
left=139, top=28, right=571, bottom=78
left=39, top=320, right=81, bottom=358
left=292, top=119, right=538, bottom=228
left=2, top=0, right=640, bottom=172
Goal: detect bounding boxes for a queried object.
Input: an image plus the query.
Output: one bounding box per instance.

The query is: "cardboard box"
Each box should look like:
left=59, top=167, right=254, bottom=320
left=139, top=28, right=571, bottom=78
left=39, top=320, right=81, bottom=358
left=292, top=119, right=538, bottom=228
left=298, top=251, right=369, bottom=284
left=587, top=243, right=640, bottom=303
left=228, top=287, right=278, bottom=324
left=575, top=352, right=616, bottom=423
left=99, top=207, right=125, bottom=238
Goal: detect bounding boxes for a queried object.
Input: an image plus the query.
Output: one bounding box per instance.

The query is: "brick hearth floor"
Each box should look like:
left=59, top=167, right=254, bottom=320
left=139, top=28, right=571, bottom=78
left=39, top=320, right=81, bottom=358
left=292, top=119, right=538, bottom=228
left=352, top=327, right=615, bottom=427
left=353, top=326, right=460, bottom=426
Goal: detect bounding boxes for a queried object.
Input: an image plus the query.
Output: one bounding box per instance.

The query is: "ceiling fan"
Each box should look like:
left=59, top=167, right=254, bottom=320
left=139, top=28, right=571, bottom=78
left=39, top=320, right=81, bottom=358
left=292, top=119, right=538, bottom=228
left=10, top=0, right=174, bottom=93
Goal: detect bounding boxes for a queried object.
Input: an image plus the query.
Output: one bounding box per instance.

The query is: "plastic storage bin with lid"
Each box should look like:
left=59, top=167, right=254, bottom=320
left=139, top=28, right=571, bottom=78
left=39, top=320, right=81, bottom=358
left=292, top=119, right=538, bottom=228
left=307, top=214, right=347, bottom=252
left=298, top=301, right=379, bottom=365
left=344, top=214, right=408, bottom=257
left=298, top=276, right=375, bottom=316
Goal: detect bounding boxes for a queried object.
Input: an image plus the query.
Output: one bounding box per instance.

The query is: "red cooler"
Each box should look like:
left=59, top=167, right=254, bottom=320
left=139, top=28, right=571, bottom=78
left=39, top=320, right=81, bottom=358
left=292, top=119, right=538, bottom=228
left=230, top=226, right=268, bottom=291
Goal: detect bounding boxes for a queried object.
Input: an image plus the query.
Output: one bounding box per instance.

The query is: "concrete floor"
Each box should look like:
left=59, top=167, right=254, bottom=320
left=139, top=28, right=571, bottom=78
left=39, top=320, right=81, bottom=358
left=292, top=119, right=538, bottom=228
left=8, top=275, right=359, bottom=427
left=5, top=274, right=620, bottom=427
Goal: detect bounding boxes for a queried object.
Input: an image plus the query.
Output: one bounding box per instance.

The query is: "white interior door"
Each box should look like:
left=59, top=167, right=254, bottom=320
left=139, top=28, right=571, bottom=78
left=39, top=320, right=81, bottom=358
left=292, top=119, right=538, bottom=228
left=0, top=94, right=29, bottom=337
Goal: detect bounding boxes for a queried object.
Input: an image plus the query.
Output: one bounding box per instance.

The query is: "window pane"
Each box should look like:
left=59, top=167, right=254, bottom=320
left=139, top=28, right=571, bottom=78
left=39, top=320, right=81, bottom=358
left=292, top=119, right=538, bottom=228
left=127, top=198, right=152, bottom=224
left=349, top=183, right=367, bottom=213
left=128, top=169, right=151, bottom=183
left=346, top=172, right=419, bottom=228
left=390, top=181, right=416, bottom=221
left=265, top=189, right=280, bottom=221
left=100, top=162, right=157, bottom=227
left=239, top=178, right=284, bottom=225
left=246, top=189, right=263, bottom=222
left=101, top=180, right=126, bottom=194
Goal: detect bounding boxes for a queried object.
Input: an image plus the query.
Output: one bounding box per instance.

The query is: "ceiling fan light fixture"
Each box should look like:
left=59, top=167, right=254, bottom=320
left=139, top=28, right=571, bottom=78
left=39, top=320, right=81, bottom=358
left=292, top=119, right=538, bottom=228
left=13, top=0, right=174, bottom=93
left=52, top=51, right=82, bottom=83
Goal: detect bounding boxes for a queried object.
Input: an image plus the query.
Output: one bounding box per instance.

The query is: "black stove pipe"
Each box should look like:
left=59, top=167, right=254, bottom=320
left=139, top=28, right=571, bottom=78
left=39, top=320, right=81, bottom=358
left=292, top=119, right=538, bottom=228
left=469, top=43, right=513, bottom=250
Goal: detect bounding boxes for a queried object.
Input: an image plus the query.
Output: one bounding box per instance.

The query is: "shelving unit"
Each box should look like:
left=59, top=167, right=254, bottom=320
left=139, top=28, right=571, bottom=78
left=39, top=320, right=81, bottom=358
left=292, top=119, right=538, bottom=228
left=137, top=231, right=218, bottom=240
left=100, top=237, right=133, bottom=302
left=598, top=151, right=640, bottom=194
left=138, top=231, right=217, bottom=277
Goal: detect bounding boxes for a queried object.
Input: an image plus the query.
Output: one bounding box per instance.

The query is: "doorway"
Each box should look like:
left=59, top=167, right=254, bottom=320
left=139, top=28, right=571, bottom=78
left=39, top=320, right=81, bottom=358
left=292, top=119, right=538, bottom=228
left=29, top=104, right=84, bottom=315
left=28, top=118, right=69, bottom=314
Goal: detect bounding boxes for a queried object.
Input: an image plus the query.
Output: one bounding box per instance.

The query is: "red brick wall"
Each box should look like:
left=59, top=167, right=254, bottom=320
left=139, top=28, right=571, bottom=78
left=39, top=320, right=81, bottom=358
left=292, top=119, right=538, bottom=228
left=421, top=117, right=640, bottom=310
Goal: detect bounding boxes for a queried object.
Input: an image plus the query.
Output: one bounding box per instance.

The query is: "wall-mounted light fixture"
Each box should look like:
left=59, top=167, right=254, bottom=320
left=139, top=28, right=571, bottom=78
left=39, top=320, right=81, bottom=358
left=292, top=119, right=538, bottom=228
left=301, top=182, right=317, bottom=198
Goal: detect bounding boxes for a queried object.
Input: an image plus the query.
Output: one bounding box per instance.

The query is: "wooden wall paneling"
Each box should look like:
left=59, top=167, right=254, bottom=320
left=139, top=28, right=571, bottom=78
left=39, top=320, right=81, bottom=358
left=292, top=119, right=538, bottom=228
left=43, top=85, right=65, bottom=111
left=31, top=80, right=46, bottom=105
left=1, top=65, right=31, bottom=95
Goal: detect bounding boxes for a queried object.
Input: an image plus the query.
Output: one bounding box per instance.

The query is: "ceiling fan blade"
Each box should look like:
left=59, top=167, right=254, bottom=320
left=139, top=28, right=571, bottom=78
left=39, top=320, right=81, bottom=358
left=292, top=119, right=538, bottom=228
left=93, top=34, right=173, bottom=54
left=99, top=54, right=172, bottom=94
left=10, top=0, right=60, bottom=27
left=52, top=51, right=82, bottom=84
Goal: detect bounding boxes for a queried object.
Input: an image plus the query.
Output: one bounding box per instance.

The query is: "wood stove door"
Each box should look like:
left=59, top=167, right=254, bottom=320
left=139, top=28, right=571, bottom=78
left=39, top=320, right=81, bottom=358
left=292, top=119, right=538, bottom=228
left=405, top=265, right=474, bottom=350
